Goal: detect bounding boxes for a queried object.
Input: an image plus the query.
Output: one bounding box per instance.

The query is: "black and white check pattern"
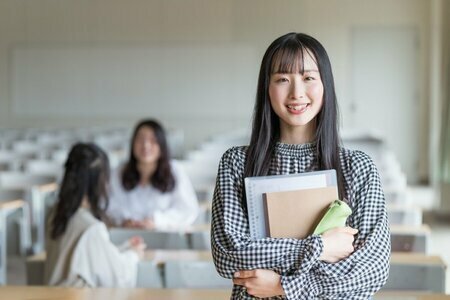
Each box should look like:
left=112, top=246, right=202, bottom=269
left=211, top=142, right=390, bottom=299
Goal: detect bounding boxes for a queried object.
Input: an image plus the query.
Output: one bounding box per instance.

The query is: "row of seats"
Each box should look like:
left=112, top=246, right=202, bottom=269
left=25, top=249, right=447, bottom=292
left=0, top=126, right=443, bottom=293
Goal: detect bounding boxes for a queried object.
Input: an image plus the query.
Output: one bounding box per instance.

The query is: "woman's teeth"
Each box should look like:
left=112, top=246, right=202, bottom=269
left=287, top=104, right=308, bottom=111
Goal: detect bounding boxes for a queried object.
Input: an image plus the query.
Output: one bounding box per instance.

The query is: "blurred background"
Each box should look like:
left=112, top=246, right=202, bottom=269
left=0, top=0, right=450, bottom=296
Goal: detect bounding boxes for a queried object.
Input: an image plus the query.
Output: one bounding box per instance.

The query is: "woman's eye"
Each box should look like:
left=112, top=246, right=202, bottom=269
left=304, top=76, right=315, bottom=81
left=276, top=77, right=289, bottom=83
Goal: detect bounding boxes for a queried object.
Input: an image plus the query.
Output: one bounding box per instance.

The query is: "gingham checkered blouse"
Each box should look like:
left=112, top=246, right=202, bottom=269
left=211, top=142, right=390, bottom=299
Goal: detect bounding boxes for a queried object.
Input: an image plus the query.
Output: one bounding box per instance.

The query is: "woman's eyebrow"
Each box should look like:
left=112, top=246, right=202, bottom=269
left=303, top=69, right=319, bottom=73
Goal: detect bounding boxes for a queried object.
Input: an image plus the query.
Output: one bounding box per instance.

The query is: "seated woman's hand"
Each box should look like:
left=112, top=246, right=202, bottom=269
left=319, top=226, right=358, bottom=263
left=127, top=236, right=146, bottom=259
left=122, top=218, right=155, bottom=230
left=122, top=219, right=141, bottom=228
left=233, top=269, right=285, bottom=298
left=139, top=218, right=155, bottom=230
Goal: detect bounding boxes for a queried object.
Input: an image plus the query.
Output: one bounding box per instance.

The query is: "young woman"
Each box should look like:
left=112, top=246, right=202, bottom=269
left=107, top=119, right=199, bottom=230
left=211, top=32, right=390, bottom=299
left=45, top=143, right=146, bottom=287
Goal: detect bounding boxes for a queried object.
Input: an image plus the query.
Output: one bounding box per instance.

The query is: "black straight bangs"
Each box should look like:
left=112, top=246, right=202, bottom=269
left=270, top=43, right=319, bottom=75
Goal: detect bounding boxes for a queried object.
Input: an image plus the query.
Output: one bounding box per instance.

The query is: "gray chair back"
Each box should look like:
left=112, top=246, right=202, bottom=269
left=109, top=228, right=189, bottom=249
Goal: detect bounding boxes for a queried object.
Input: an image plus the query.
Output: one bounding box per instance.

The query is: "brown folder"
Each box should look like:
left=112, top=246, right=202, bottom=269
left=263, top=186, right=338, bottom=239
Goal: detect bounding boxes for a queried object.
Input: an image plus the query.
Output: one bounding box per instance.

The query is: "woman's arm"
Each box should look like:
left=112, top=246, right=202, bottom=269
left=153, top=160, right=200, bottom=229
left=211, top=147, right=324, bottom=278
left=279, top=151, right=390, bottom=299
left=105, top=167, right=128, bottom=226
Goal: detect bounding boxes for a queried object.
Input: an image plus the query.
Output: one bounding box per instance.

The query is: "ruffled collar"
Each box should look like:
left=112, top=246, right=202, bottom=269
left=274, top=141, right=316, bottom=157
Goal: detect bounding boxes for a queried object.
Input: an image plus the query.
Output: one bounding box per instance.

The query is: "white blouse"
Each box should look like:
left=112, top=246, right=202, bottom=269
left=107, top=160, right=199, bottom=230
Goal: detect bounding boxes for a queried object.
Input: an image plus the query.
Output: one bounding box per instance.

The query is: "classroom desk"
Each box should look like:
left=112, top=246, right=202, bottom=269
left=26, top=251, right=448, bottom=291
left=0, top=286, right=231, bottom=300
left=387, top=253, right=447, bottom=293
left=390, top=224, right=430, bottom=253
left=26, top=250, right=216, bottom=288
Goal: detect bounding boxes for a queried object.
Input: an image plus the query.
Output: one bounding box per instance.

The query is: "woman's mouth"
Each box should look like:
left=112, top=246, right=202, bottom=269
left=287, top=103, right=310, bottom=114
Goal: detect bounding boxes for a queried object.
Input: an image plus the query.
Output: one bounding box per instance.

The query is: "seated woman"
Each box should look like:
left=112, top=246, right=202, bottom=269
left=107, top=119, right=199, bottom=230
left=45, top=143, right=146, bottom=287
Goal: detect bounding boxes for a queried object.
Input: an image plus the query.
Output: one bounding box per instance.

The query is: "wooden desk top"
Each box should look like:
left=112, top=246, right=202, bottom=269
left=0, top=286, right=231, bottom=300
left=1, top=287, right=450, bottom=300
left=0, top=199, right=25, bottom=210
left=391, top=253, right=447, bottom=266
left=37, top=182, right=58, bottom=193
left=390, top=224, right=431, bottom=234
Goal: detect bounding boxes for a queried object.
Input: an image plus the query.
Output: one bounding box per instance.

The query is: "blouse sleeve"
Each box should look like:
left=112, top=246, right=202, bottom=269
left=106, top=167, right=128, bottom=226
left=153, top=160, right=200, bottom=229
left=211, top=148, right=324, bottom=281
left=280, top=151, right=390, bottom=299
left=71, top=222, right=140, bottom=288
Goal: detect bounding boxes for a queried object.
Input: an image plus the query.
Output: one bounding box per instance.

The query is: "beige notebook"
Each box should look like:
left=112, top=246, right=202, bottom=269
left=264, top=186, right=338, bottom=239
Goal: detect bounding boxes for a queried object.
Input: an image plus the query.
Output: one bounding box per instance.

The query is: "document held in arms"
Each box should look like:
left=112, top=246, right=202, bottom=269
left=244, top=169, right=351, bottom=239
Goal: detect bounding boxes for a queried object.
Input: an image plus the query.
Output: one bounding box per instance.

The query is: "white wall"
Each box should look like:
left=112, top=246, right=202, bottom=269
left=0, top=0, right=435, bottom=182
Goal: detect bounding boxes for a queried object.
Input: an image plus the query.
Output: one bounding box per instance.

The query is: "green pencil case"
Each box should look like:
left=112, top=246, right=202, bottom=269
left=313, top=200, right=352, bottom=235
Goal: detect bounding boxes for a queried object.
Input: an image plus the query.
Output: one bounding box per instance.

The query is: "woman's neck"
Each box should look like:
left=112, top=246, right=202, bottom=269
left=81, top=196, right=90, bottom=208
left=280, top=122, right=316, bottom=144
left=137, top=162, right=157, bottom=185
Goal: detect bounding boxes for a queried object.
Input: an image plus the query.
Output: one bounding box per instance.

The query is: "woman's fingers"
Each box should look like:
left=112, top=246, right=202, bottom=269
left=332, top=226, right=358, bottom=235
left=234, top=270, right=257, bottom=278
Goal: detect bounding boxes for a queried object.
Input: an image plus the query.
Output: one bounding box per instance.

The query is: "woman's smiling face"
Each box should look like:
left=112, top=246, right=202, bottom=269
left=269, top=50, right=324, bottom=139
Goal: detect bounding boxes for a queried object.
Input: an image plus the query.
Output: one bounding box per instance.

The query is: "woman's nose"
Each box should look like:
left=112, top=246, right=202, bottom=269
left=290, top=80, right=305, bottom=99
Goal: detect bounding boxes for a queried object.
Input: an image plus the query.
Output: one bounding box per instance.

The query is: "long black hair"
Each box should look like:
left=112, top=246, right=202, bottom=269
left=121, top=119, right=175, bottom=192
left=51, top=143, right=110, bottom=239
left=244, top=32, right=345, bottom=200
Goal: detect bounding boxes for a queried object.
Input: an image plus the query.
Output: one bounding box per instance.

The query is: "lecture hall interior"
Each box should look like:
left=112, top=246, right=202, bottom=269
left=1, top=0, right=450, bottom=299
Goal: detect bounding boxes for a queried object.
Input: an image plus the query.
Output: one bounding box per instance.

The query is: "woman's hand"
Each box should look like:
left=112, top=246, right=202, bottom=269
left=139, top=218, right=155, bottom=230
left=319, top=226, right=358, bottom=263
left=122, top=219, right=141, bottom=228
left=233, top=269, right=285, bottom=298
left=122, top=218, right=155, bottom=230
left=127, top=236, right=146, bottom=259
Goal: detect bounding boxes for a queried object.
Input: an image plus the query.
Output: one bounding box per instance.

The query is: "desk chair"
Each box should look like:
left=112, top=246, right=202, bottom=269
left=0, top=200, right=31, bottom=285
left=390, top=225, right=430, bottom=253
left=30, top=183, right=59, bottom=253
left=385, top=253, right=447, bottom=293
left=25, top=253, right=45, bottom=285
left=188, top=231, right=211, bottom=250
left=388, top=204, right=422, bottom=226
left=164, top=260, right=231, bottom=288
left=24, top=160, right=63, bottom=180
left=26, top=253, right=164, bottom=288
left=136, top=261, right=164, bottom=288
left=109, top=228, right=190, bottom=250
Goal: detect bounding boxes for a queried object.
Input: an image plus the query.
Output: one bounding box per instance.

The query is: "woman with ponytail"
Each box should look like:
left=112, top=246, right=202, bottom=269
left=45, top=143, right=146, bottom=287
